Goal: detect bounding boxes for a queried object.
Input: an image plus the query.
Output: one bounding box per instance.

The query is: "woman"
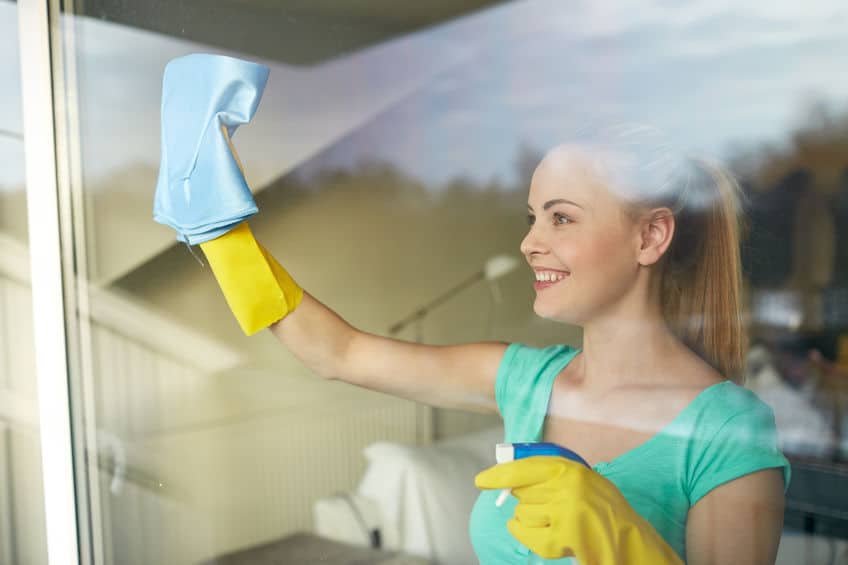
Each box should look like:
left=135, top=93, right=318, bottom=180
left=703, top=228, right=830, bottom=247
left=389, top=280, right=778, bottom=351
left=466, top=133, right=790, bottom=564
left=154, top=56, right=789, bottom=564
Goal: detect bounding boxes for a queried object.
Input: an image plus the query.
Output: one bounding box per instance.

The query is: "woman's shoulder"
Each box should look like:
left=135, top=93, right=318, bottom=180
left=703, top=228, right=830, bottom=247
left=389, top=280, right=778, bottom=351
left=666, top=347, right=772, bottom=425
left=651, top=350, right=778, bottom=439
left=686, top=379, right=779, bottom=443
left=496, top=343, right=580, bottom=392
left=684, top=379, right=790, bottom=501
left=502, top=342, right=580, bottom=370
left=709, top=380, right=775, bottom=417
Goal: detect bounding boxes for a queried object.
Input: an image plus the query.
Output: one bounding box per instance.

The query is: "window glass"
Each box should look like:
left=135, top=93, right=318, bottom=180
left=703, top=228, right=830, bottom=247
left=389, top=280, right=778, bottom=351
left=53, top=1, right=848, bottom=563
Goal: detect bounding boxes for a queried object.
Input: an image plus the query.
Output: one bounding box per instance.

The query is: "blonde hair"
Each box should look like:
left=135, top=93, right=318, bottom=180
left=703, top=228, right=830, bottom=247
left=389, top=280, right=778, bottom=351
left=658, top=160, right=749, bottom=383
left=577, top=124, right=749, bottom=382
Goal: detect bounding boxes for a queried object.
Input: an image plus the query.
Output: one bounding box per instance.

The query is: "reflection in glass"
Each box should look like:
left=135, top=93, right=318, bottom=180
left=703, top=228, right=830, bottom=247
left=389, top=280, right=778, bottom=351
left=50, top=1, right=848, bottom=563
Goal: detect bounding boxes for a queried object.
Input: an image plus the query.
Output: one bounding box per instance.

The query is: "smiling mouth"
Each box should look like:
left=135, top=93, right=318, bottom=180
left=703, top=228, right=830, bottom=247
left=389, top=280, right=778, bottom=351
left=533, top=272, right=569, bottom=290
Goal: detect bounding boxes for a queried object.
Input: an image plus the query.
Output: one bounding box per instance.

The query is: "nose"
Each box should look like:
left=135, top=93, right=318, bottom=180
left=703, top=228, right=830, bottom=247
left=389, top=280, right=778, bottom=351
left=520, top=226, right=547, bottom=259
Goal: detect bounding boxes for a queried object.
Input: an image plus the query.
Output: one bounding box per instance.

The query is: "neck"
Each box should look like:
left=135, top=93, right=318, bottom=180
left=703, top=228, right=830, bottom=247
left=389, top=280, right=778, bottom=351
left=574, top=279, right=690, bottom=390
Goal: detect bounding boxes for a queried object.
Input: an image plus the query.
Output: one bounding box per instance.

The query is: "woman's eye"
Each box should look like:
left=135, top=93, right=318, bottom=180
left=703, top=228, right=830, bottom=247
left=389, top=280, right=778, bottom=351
left=526, top=214, right=535, bottom=226
left=553, top=212, right=571, bottom=225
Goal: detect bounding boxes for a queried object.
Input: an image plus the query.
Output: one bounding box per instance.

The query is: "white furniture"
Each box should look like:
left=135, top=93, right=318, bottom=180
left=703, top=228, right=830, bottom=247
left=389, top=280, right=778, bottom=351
left=314, top=426, right=503, bottom=565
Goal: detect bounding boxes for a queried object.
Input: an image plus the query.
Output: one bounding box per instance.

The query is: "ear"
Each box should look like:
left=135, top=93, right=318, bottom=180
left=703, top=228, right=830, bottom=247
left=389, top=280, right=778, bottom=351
left=637, top=207, right=675, bottom=266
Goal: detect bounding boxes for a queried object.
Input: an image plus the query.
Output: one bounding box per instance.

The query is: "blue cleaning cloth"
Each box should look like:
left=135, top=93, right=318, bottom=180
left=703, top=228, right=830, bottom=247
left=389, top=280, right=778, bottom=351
left=153, top=53, right=270, bottom=244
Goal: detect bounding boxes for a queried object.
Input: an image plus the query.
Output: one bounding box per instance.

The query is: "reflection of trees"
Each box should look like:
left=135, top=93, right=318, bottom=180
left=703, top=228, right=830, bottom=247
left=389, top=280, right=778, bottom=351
left=730, top=101, right=848, bottom=192
left=258, top=144, right=536, bottom=222
left=512, top=142, right=545, bottom=189
left=731, top=100, right=848, bottom=359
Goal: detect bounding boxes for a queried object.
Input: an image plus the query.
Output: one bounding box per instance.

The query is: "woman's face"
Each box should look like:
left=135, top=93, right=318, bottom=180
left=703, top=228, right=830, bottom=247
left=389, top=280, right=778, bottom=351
left=520, top=145, right=645, bottom=325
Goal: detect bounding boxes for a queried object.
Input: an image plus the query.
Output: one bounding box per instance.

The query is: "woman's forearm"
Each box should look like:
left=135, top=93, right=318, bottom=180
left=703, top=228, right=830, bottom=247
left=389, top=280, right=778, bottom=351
left=269, top=291, right=356, bottom=380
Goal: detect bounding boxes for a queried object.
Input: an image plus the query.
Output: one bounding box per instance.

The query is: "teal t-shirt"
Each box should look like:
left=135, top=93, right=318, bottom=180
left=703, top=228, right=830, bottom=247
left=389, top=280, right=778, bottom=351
left=469, top=343, right=791, bottom=564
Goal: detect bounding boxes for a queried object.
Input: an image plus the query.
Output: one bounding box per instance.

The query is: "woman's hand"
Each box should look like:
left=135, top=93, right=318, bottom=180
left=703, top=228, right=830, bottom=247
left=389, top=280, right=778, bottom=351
left=475, top=456, right=683, bottom=564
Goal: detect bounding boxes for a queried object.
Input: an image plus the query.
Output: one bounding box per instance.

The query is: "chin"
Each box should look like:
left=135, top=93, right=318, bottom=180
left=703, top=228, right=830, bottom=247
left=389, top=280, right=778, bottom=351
left=532, top=299, right=580, bottom=325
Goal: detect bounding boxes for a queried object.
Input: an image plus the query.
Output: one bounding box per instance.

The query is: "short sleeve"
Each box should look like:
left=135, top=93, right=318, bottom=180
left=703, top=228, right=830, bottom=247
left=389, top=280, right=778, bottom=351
left=494, top=342, right=525, bottom=415
left=688, top=401, right=791, bottom=506
left=494, top=342, right=579, bottom=443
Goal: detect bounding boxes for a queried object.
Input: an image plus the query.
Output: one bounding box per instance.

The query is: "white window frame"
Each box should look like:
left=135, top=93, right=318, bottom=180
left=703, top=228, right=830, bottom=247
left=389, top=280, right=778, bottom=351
left=18, top=1, right=81, bottom=564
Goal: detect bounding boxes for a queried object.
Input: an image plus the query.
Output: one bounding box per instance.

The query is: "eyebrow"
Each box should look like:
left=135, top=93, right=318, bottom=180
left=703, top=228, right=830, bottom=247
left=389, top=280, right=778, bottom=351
left=527, top=199, right=584, bottom=211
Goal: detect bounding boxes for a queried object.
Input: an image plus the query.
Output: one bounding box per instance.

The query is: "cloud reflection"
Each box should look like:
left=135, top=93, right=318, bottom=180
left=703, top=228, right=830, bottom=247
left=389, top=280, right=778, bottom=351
left=2, top=0, right=848, bottom=192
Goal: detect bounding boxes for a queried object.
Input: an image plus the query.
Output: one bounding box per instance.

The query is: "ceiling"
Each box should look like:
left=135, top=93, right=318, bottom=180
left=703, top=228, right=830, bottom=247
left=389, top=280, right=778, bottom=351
left=74, top=0, right=508, bottom=66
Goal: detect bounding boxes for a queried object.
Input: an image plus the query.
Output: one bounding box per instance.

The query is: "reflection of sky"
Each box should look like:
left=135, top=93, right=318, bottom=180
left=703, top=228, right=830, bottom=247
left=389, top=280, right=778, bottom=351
left=2, top=0, right=848, bottom=189
left=307, top=0, right=848, bottom=187
left=0, top=0, right=24, bottom=190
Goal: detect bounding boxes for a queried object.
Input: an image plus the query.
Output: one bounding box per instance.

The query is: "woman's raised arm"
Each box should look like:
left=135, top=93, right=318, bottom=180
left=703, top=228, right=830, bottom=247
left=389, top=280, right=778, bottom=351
left=272, top=290, right=506, bottom=413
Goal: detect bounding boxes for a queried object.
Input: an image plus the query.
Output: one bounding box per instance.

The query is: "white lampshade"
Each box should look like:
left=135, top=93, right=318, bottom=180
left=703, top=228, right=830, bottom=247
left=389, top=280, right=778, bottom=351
left=484, top=255, right=519, bottom=281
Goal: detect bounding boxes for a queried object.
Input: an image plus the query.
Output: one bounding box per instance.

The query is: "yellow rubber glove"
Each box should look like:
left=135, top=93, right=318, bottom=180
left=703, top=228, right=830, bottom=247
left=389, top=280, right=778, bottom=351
left=475, top=456, right=684, bottom=564
left=199, top=221, right=303, bottom=335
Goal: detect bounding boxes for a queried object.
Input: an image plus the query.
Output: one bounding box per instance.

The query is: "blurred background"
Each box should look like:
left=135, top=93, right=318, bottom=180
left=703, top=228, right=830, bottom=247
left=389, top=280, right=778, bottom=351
left=2, top=0, right=848, bottom=563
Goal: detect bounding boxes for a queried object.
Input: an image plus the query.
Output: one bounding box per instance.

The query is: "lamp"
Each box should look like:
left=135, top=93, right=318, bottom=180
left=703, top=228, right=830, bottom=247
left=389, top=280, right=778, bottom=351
left=388, top=254, right=520, bottom=337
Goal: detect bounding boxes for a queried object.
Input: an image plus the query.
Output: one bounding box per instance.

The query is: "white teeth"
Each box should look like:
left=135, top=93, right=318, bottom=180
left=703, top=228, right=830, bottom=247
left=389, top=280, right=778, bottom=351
left=535, top=271, right=567, bottom=282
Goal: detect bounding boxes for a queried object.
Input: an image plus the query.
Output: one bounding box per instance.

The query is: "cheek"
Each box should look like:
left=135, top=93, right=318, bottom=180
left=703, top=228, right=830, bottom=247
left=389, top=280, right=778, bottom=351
left=568, top=229, right=633, bottom=273
left=533, top=227, right=640, bottom=321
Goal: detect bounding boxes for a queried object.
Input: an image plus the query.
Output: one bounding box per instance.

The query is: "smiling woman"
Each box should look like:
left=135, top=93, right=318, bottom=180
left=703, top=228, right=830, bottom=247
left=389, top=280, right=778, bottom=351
left=477, top=129, right=788, bottom=564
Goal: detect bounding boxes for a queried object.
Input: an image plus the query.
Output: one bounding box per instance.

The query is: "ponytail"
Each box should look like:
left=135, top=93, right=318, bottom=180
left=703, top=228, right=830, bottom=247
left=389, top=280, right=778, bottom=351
left=661, top=160, right=749, bottom=383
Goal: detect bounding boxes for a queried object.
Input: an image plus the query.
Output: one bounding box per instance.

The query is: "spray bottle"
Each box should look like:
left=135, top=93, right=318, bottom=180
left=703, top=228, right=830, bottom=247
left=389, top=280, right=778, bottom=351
left=494, top=442, right=591, bottom=564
